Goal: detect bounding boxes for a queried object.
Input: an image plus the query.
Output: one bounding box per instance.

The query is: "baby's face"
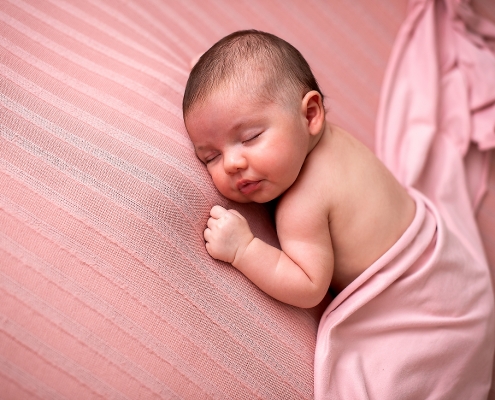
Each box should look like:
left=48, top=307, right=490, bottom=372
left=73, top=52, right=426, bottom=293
left=185, top=88, right=311, bottom=203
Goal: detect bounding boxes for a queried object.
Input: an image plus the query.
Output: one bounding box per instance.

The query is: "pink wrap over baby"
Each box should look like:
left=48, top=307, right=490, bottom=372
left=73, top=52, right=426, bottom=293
left=315, top=0, right=495, bottom=398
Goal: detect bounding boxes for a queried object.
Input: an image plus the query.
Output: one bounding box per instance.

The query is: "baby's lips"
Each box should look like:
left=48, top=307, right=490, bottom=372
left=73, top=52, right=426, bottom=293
left=237, top=179, right=261, bottom=195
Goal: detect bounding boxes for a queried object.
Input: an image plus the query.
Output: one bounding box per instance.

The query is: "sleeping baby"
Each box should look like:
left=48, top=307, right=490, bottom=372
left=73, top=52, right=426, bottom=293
left=181, top=28, right=495, bottom=399
left=182, top=29, right=416, bottom=308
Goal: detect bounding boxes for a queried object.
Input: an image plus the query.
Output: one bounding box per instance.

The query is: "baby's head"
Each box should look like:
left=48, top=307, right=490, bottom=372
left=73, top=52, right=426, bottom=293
left=183, top=30, right=326, bottom=203
left=183, top=29, right=324, bottom=120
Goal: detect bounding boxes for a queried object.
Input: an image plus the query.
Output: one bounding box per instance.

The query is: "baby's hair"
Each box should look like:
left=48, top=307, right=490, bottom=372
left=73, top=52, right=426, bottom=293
left=182, top=29, right=324, bottom=119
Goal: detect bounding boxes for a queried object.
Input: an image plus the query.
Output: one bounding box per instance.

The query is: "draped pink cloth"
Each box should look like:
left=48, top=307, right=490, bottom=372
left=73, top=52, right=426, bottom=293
left=315, top=188, right=494, bottom=399
left=378, top=0, right=495, bottom=397
left=378, top=1, right=495, bottom=395
left=315, top=0, right=495, bottom=398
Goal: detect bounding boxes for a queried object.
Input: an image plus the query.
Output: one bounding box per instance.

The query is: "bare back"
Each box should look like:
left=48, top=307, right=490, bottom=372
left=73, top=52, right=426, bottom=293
left=276, top=124, right=416, bottom=293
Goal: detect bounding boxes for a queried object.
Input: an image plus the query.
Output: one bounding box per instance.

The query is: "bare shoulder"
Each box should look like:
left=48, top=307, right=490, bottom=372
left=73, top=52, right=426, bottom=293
left=275, top=125, right=336, bottom=223
left=272, top=132, right=338, bottom=250
left=312, top=123, right=414, bottom=217
left=274, top=124, right=351, bottom=228
left=278, top=123, right=416, bottom=291
left=275, top=162, right=330, bottom=240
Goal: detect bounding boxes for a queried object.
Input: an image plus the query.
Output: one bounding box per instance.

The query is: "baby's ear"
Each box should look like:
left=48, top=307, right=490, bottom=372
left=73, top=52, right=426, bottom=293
left=302, top=91, right=325, bottom=136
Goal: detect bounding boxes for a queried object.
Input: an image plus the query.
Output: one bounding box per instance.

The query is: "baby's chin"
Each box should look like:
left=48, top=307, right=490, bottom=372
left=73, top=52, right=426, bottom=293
left=220, top=182, right=287, bottom=204
left=224, top=191, right=279, bottom=204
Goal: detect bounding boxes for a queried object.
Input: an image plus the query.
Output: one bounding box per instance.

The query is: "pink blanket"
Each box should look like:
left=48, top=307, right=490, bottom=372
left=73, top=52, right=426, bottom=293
left=315, top=0, right=495, bottom=398
left=315, top=189, right=493, bottom=398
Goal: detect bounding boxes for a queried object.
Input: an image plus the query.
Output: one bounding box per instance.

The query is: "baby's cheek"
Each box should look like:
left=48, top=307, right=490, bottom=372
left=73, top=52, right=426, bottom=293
left=212, top=175, right=235, bottom=199
left=208, top=170, right=225, bottom=190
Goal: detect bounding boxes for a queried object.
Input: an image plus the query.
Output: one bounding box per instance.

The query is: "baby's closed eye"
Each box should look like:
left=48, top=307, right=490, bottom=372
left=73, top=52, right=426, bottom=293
left=242, top=132, right=263, bottom=144
left=205, top=154, right=219, bottom=164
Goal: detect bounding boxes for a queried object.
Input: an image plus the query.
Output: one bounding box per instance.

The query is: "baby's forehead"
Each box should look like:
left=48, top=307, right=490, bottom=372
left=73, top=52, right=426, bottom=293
left=197, top=83, right=271, bottom=111
left=185, top=70, right=299, bottom=126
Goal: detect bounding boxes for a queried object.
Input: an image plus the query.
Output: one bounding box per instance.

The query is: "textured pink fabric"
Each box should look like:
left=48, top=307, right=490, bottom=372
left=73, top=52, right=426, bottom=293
left=315, top=189, right=494, bottom=399
left=0, top=1, right=405, bottom=398
left=0, top=1, right=316, bottom=398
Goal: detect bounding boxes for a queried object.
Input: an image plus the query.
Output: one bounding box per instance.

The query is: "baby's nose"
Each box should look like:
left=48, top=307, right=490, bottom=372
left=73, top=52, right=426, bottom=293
left=224, top=151, right=247, bottom=174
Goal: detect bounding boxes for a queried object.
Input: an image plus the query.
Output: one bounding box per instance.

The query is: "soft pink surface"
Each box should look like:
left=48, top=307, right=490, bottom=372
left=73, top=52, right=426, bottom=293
left=317, top=0, right=495, bottom=397
left=1, top=0, right=495, bottom=399
left=0, top=1, right=319, bottom=398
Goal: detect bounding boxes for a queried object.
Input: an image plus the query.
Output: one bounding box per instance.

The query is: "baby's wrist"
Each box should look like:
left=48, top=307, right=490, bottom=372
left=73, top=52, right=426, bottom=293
left=232, top=235, right=255, bottom=270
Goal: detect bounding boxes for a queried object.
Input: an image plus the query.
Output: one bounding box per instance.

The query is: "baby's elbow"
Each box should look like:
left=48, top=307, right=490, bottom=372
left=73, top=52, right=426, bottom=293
left=293, top=286, right=328, bottom=309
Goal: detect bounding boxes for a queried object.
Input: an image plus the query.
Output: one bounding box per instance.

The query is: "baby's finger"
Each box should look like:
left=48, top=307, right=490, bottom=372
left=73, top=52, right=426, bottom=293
left=204, top=227, right=211, bottom=242
left=210, top=205, right=227, bottom=219
left=205, top=242, right=213, bottom=257
left=206, top=217, right=216, bottom=230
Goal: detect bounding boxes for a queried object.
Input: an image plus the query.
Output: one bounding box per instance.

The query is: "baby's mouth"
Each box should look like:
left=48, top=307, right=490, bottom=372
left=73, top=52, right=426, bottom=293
left=237, top=179, right=261, bottom=195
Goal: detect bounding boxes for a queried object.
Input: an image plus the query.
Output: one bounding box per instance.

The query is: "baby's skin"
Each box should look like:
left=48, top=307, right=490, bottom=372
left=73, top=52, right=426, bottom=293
left=185, top=87, right=415, bottom=308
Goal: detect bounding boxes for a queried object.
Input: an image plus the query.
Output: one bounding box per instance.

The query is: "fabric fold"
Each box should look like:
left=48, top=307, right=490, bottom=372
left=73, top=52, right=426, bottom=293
left=316, top=0, right=495, bottom=397
left=315, top=189, right=494, bottom=399
left=375, top=0, right=495, bottom=394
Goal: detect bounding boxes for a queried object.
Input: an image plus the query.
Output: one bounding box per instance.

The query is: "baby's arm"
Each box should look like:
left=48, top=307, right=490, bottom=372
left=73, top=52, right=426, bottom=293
left=205, top=204, right=333, bottom=308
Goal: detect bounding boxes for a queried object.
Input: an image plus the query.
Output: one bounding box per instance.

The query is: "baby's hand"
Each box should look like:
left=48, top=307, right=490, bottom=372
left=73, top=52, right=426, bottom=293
left=204, top=205, right=254, bottom=265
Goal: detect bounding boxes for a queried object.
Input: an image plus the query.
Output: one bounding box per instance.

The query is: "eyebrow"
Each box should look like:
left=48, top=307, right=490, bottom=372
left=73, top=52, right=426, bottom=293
left=194, top=144, right=210, bottom=152
left=193, top=115, right=265, bottom=153
left=231, top=116, right=264, bottom=132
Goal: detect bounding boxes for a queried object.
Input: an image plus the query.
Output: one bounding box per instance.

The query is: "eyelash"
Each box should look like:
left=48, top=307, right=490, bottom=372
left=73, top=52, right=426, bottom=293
left=243, top=132, right=262, bottom=144
left=205, top=154, right=218, bottom=164
left=204, top=132, right=262, bottom=164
